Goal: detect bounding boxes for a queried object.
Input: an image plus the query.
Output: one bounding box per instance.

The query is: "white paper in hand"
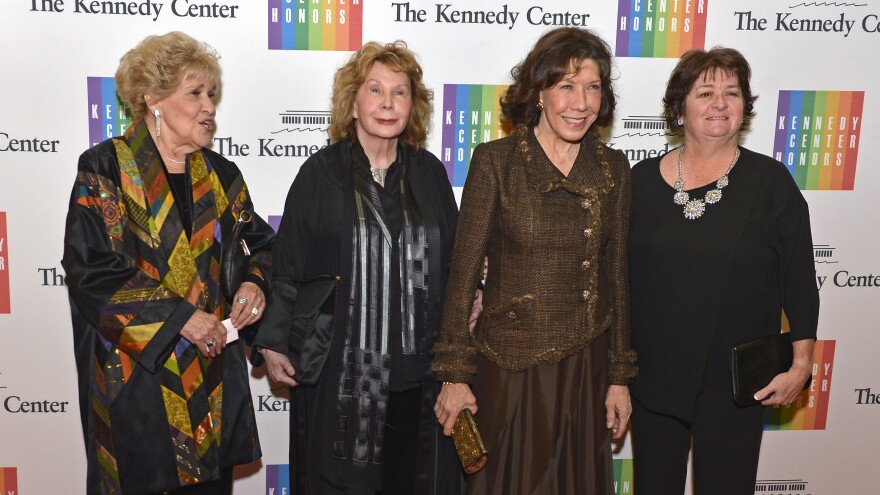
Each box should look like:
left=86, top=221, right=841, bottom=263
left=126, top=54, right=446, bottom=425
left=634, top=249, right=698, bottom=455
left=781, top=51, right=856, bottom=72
left=221, top=318, right=239, bottom=344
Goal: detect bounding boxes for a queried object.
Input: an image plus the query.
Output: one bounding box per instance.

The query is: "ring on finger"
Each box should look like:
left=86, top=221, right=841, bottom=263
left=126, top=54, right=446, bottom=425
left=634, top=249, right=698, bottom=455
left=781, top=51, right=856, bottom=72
left=251, top=307, right=260, bottom=316
left=237, top=297, right=248, bottom=305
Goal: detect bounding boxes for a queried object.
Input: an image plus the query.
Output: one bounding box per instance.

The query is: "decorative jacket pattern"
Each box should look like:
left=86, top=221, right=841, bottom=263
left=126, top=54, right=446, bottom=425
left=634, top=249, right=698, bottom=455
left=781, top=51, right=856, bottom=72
left=433, top=126, right=638, bottom=385
left=62, top=121, right=273, bottom=495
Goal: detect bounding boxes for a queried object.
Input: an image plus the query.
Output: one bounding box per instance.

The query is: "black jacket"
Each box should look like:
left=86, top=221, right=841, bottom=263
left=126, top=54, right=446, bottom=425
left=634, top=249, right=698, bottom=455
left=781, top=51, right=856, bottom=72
left=253, top=140, right=461, bottom=494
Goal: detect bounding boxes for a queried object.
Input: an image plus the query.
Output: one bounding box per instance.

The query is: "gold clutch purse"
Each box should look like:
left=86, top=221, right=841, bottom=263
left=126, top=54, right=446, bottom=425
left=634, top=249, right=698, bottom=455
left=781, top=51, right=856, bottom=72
left=451, top=408, right=488, bottom=474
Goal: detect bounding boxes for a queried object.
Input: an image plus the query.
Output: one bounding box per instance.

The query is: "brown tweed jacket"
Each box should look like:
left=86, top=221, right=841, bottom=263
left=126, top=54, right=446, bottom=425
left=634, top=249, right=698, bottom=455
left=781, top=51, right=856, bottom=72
left=433, top=126, right=637, bottom=385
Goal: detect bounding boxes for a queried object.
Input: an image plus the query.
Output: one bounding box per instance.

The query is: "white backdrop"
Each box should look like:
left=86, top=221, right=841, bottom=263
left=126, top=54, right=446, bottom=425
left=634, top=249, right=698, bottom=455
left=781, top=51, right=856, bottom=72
left=1, top=1, right=878, bottom=493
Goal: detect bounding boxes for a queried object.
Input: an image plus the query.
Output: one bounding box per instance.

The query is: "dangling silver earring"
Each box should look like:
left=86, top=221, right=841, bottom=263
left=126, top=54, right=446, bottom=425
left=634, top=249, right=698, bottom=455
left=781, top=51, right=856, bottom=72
left=154, top=108, right=161, bottom=137
left=677, top=117, right=683, bottom=126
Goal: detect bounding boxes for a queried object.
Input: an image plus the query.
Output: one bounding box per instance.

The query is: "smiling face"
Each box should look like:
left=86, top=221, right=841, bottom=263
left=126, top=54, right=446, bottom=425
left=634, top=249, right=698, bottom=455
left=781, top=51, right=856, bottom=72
left=352, top=62, right=412, bottom=148
left=536, top=58, right=602, bottom=145
left=150, top=75, right=218, bottom=153
left=680, top=70, right=744, bottom=142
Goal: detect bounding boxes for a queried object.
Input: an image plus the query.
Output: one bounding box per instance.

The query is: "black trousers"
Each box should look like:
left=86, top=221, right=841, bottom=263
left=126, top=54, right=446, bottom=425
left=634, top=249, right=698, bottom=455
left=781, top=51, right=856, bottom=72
left=630, top=386, right=765, bottom=495
left=377, top=387, right=422, bottom=495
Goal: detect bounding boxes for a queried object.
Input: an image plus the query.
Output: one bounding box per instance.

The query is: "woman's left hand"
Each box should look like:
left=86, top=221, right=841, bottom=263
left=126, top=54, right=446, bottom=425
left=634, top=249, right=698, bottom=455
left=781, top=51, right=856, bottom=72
left=755, top=338, right=815, bottom=406
left=229, top=281, right=266, bottom=329
left=605, top=384, right=632, bottom=440
left=755, top=367, right=811, bottom=406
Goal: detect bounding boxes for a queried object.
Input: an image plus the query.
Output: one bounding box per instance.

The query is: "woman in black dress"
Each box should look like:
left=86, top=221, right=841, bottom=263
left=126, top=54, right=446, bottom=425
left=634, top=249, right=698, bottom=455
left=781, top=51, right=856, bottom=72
left=253, top=41, right=461, bottom=495
left=628, top=47, right=819, bottom=495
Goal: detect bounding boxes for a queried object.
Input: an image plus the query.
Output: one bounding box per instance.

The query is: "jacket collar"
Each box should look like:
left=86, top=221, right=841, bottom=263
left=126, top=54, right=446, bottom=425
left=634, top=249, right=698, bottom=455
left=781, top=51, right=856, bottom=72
left=520, top=125, right=599, bottom=197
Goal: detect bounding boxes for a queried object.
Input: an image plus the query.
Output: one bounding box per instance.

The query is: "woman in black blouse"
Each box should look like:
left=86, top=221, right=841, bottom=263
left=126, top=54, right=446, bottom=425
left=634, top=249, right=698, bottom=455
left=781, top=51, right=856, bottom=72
left=627, top=47, right=819, bottom=495
left=253, top=41, right=461, bottom=495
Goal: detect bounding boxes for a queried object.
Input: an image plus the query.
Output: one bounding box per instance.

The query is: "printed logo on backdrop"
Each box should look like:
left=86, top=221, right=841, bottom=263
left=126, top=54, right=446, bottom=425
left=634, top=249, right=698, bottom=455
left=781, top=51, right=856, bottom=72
left=814, top=244, right=880, bottom=291
left=764, top=340, right=835, bottom=431
left=608, top=115, right=673, bottom=163
left=29, top=0, right=240, bottom=20
left=440, top=84, right=509, bottom=187
left=615, top=0, right=709, bottom=58
left=733, top=2, right=880, bottom=38
left=210, top=109, right=331, bottom=160
left=814, top=244, right=838, bottom=265
left=268, top=216, right=282, bottom=233
left=268, top=0, right=363, bottom=51
left=773, top=90, right=864, bottom=190
left=754, top=479, right=811, bottom=495
left=0, top=213, right=10, bottom=314
left=0, top=467, right=17, bottom=495
left=266, top=464, right=290, bottom=494
left=0, top=131, right=59, bottom=153
left=390, top=3, right=593, bottom=29
left=87, top=77, right=131, bottom=148
left=1, top=369, right=71, bottom=414
left=37, top=267, right=66, bottom=287
left=613, top=458, right=633, bottom=494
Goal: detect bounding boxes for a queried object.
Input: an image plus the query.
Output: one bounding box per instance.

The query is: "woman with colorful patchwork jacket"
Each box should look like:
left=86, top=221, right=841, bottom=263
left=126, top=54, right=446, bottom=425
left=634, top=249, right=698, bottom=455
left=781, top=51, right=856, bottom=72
left=62, top=32, right=273, bottom=495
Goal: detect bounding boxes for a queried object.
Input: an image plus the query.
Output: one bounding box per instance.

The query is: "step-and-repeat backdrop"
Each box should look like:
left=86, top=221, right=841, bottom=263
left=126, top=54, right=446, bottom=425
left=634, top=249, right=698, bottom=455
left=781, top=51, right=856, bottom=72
left=1, top=1, right=878, bottom=493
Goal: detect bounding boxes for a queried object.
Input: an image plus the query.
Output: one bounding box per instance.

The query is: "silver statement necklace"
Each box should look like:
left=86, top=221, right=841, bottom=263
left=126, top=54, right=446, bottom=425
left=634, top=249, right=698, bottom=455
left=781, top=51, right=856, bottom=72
left=673, top=146, right=740, bottom=220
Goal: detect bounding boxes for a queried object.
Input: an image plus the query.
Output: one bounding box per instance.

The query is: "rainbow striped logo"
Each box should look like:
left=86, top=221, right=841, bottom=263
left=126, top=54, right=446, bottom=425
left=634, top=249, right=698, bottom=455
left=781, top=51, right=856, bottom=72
left=615, top=0, right=708, bottom=58
left=0, top=467, right=17, bottom=495
left=765, top=340, right=835, bottom=431
left=613, top=458, right=634, bottom=494
left=87, top=77, right=131, bottom=148
left=773, top=90, right=864, bottom=190
left=0, top=213, right=9, bottom=314
left=265, top=464, right=290, bottom=494
left=440, top=84, right=509, bottom=186
left=268, top=0, right=363, bottom=51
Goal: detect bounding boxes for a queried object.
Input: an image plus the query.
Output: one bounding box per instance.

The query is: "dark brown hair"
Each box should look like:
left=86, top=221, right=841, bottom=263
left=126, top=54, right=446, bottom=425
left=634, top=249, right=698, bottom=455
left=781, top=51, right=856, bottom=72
left=501, top=27, right=616, bottom=128
left=663, top=47, right=758, bottom=135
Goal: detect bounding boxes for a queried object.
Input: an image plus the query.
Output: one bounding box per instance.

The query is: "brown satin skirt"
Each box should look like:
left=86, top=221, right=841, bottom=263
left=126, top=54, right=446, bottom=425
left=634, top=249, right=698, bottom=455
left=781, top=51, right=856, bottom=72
left=466, top=333, right=612, bottom=495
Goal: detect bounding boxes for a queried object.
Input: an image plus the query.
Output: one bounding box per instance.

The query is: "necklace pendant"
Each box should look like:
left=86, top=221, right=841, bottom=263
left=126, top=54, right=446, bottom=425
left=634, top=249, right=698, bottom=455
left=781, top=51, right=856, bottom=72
left=370, top=168, right=387, bottom=185
left=673, top=191, right=689, bottom=205
left=705, top=189, right=722, bottom=204
left=683, top=199, right=705, bottom=220
left=716, top=175, right=730, bottom=188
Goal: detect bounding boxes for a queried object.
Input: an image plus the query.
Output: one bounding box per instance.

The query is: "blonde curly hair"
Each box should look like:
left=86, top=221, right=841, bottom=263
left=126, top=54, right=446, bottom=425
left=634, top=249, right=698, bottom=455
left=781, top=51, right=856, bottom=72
left=115, top=31, right=221, bottom=120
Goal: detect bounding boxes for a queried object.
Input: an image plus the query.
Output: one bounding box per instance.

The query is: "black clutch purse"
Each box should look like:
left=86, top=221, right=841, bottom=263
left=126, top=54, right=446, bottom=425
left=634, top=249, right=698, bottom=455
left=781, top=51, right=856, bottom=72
left=288, top=276, right=339, bottom=385
left=729, top=332, right=811, bottom=407
left=220, top=209, right=253, bottom=303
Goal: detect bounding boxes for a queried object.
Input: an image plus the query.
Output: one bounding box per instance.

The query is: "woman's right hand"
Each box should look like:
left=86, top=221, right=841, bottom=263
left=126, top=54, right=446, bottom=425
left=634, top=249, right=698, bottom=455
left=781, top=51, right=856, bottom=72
left=179, top=310, right=227, bottom=358
left=260, top=348, right=299, bottom=388
left=434, top=382, right=478, bottom=436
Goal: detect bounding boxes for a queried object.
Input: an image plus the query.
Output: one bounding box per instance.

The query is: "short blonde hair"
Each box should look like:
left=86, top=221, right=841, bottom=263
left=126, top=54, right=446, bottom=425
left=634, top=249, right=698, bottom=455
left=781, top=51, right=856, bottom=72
left=115, top=32, right=221, bottom=120
left=328, top=41, right=433, bottom=150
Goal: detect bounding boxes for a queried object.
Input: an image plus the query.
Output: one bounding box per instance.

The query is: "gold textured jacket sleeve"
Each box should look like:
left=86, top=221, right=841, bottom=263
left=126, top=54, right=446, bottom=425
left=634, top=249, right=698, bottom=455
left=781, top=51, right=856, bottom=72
left=606, top=149, right=638, bottom=384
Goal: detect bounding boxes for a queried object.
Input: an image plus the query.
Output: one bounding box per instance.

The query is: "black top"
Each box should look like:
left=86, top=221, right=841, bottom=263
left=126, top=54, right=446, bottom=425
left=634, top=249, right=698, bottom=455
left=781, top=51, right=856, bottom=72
left=628, top=146, right=819, bottom=421
left=164, top=168, right=192, bottom=239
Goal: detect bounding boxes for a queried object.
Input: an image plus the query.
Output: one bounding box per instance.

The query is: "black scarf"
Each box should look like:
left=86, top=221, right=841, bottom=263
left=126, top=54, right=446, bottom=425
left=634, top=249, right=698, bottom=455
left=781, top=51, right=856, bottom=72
left=330, top=141, right=429, bottom=477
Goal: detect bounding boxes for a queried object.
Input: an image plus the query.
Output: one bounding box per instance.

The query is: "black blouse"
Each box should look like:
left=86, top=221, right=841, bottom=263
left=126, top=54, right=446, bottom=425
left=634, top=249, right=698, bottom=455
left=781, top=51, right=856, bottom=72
left=628, top=146, right=819, bottom=421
